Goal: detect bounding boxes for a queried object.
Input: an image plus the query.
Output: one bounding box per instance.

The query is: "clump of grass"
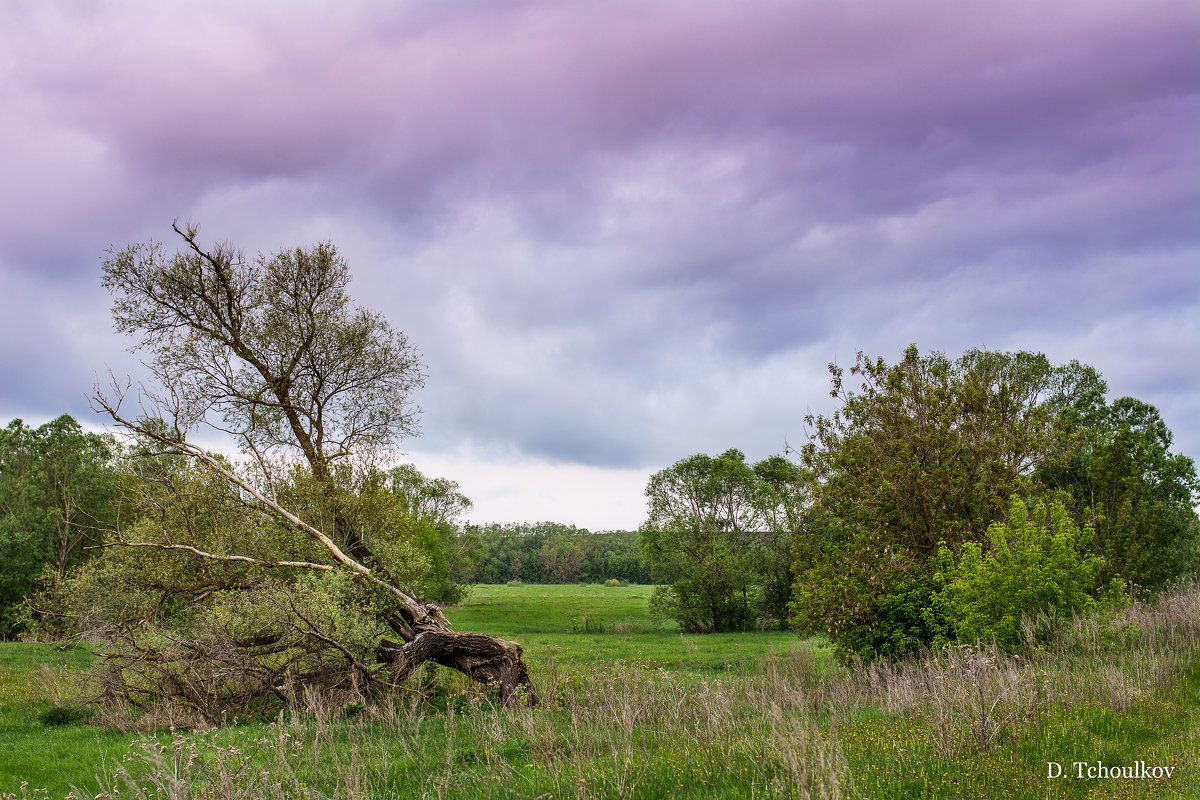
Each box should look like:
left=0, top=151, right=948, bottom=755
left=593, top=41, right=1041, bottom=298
left=37, top=705, right=91, bottom=726
left=34, top=662, right=99, bottom=709
left=609, top=617, right=654, bottom=634
left=32, top=660, right=100, bottom=727
left=568, top=615, right=657, bottom=634
left=570, top=615, right=607, bottom=634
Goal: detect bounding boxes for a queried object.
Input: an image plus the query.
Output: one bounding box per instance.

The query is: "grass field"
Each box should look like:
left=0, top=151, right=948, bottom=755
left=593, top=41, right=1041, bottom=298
left=0, top=643, right=130, bottom=797
left=1, top=583, right=1198, bottom=799
left=452, top=583, right=818, bottom=672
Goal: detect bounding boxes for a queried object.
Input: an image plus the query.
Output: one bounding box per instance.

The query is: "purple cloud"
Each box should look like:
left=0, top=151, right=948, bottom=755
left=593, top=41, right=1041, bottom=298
left=1, top=1, right=1196, bottom=526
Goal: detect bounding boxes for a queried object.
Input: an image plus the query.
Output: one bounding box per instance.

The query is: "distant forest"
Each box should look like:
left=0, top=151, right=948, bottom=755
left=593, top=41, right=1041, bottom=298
left=453, top=523, right=651, bottom=586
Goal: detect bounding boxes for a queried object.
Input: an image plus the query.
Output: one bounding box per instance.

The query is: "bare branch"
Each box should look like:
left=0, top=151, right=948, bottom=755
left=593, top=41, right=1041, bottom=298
left=89, top=541, right=336, bottom=572
left=92, top=391, right=448, bottom=631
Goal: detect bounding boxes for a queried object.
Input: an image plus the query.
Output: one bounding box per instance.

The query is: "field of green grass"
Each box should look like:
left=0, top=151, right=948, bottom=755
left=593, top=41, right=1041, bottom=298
left=0, top=643, right=131, bottom=796
left=453, top=583, right=817, bottom=672
left=1, top=583, right=1198, bottom=799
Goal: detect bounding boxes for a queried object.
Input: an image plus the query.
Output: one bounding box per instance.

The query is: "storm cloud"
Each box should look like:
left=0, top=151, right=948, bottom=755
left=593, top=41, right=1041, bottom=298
left=1, top=1, right=1197, bottom=528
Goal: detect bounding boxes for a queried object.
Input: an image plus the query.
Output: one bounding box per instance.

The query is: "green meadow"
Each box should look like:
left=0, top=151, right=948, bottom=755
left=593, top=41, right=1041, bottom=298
left=2, top=583, right=1198, bottom=799
left=452, top=583, right=813, bottom=671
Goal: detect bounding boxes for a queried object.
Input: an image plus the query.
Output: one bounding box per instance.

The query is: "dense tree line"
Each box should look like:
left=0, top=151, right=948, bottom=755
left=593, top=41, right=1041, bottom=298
left=0, top=415, right=122, bottom=636
left=455, top=523, right=650, bottom=586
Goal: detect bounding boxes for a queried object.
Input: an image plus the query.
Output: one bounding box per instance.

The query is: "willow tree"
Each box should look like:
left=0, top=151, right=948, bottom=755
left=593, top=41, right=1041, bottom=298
left=90, top=222, right=536, bottom=715
left=639, top=449, right=801, bottom=633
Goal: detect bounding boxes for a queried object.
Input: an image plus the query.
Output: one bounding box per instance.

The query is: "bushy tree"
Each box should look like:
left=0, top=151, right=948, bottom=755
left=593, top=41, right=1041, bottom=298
left=933, top=495, right=1125, bottom=648
left=1039, top=397, right=1199, bottom=591
left=639, top=449, right=802, bottom=632
left=791, top=346, right=1103, bottom=658
left=53, top=456, right=400, bottom=719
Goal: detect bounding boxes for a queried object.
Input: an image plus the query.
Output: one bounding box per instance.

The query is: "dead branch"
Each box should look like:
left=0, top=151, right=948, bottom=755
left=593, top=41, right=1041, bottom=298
left=90, top=541, right=337, bottom=573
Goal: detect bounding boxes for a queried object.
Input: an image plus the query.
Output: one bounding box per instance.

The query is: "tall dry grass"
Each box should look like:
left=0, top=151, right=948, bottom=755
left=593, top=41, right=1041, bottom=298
left=69, top=656, right=849, bottom=799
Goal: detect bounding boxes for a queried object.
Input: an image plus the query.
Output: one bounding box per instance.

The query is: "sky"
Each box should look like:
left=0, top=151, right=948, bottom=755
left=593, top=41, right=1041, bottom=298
left=1, top=1, right=1197, bottom=531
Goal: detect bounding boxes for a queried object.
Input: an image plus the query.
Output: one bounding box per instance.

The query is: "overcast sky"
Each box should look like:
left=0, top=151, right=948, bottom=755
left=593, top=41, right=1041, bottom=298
left=1, top=1, right=1197, bottom=531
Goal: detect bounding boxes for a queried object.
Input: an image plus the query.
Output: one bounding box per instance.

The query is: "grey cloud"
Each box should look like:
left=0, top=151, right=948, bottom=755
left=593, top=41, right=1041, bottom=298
left=0, top=1, right=1197, bottom=473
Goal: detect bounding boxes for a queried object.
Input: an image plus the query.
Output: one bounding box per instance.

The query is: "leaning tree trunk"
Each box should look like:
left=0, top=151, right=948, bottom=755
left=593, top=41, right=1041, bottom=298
left=94, top=397, right=539, bottom=708
left=375, top=593, right=538, bottom=707
left=326, top=502, right=538, bottom=706
left=377, top=632, right=536, bottom=707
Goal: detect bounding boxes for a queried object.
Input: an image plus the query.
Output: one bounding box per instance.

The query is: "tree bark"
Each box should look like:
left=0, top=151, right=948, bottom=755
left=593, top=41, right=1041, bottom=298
left=377, top=631, right=538, bottom=708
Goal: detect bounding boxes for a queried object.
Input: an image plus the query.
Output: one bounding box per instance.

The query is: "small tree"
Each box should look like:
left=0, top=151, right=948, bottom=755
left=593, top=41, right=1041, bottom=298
left=639, top=449, right=800, bottom=632
left=78, top=223, right=537, bottom=716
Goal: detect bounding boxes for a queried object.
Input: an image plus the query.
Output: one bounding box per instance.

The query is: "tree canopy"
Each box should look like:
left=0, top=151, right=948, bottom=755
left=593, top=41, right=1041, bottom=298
left=639, top=449, right=802, bottom=632
left=0, top=415, right=119, bottom=637
left=1038, top=396, right=1200, bottom=591
left=101, top=223, right=425, bottom=570
left=788, top=345, right=1190, bottom=659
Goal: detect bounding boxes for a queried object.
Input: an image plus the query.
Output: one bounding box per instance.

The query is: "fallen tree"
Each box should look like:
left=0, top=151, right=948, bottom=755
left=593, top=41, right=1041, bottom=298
left=69, top=223, right=536, bottom=719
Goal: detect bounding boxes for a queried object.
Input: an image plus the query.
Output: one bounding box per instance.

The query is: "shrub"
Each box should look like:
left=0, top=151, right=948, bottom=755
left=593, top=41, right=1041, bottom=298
left=648, top=581, right=754, bottom=633
left=834, top=578, right=952, bottom=661
left=935, top=495, right=1127, bottom=648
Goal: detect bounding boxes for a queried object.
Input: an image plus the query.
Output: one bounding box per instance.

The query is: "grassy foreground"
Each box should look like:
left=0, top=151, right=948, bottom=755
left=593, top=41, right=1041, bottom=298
left=1, top=583, right=1198, bottom=799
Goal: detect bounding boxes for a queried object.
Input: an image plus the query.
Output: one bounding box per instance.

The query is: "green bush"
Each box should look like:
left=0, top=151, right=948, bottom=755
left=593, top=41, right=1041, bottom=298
left=648, top=580, right=756, bottom=633
left=834, top=578, right=952, bottom=661
left=934, top=495, right=1127, bottom=648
